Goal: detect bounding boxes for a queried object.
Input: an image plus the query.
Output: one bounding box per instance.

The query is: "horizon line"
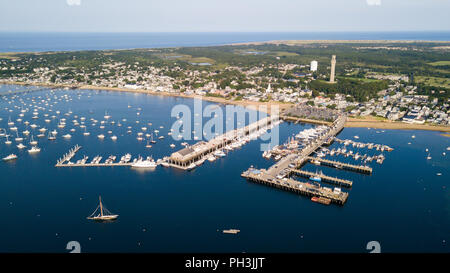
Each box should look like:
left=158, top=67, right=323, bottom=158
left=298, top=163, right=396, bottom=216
left=1, top=30, right=450, bottom=34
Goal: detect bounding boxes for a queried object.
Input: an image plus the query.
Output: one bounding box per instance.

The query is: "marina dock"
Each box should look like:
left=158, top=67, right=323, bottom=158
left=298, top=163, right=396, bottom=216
left=55, top=162, right=133, bottom=167
left=305, top=156, right=372, bottom=174
left=242, top=115, right=351, bottom=205
left=289, top=169, right=353, bottom=188
left=55, top=144, right=81, bottom=166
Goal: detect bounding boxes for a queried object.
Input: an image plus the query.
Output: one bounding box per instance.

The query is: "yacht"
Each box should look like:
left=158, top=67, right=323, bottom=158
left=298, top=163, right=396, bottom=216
left=2, top=154, right=17, bottom=161
left=97, top=134, right=105, bottom=139
left=120, top=153, right=132, bottom=163
left=111, top=135, right=118, bottom=141
left=28, top=146, right=41, bottom=154
left=17, top=143, right=26, bottom=149
left=213, top=150, right=226, bottom=157
left=131, top=156, right=157, bottom=168
left=63, top=134, right=72, bottom=139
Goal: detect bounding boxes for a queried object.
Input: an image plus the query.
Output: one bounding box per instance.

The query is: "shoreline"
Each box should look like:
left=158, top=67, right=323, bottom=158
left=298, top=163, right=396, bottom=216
left=345, top=117, right=450, bottom=132
left=0, top=80, right=291, bottom=115
left=1, top=80, right=449, bottom=133
left=230, top=39, right=450, bottom=46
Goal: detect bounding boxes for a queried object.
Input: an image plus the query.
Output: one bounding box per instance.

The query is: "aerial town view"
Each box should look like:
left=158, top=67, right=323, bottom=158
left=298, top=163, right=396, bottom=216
left=0, top=0, right=449, bottom=269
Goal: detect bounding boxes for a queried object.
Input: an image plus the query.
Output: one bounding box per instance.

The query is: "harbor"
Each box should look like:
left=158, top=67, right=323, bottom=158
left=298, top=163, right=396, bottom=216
left=0, top=84, right=448, bottom=253
left=241, top=114, right=389, bottom=205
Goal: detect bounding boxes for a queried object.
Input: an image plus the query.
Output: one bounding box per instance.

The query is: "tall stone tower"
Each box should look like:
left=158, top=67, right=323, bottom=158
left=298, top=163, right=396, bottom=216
left=330, top=55, right=336, bottom=83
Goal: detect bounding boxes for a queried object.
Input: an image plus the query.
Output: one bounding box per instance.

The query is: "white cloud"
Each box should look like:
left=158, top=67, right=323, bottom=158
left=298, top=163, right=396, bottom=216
left=66, top=0, right=81, bottom=6
left=366, top=0, right=381, bottom=6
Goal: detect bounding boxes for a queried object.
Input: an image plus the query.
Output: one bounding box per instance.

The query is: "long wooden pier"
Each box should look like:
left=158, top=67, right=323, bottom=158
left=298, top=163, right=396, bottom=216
left=168, top=115, right=279, bottom=169
left=305, top=156, right=372, bottom=174
left=241, top=115, right=352, bottom=204
left=242, top=169, right=348, bottom=205
left=289, top=169, right=353, bottom=188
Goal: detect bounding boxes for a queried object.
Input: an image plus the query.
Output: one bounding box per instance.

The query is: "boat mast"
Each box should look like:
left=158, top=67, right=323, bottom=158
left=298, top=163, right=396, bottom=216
left=99, top=196, right=103, bottom=217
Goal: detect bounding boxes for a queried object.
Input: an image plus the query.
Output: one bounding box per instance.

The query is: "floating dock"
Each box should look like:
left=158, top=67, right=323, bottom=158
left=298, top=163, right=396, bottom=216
left=56, top=144, right=81, bottom=165
left=289, top=169, right=353, bottom=188
left=55, top=162, right=133, bottom=167
left=305, top=156, right=372, bottom=174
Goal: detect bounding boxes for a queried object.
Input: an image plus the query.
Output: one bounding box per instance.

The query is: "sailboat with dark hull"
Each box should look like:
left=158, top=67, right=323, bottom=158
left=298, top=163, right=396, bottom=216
left=87, top=196, right=119, bottom=221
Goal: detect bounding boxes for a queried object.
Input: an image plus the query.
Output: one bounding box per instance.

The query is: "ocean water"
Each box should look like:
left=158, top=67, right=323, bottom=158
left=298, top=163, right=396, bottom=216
left=0, top=84, right=449, bottom=253
left=0, top=32, right=449, bottom=52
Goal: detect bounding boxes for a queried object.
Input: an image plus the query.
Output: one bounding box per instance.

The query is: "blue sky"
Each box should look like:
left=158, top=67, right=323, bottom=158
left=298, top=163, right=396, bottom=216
left=0, top=0, right=449, bottom=32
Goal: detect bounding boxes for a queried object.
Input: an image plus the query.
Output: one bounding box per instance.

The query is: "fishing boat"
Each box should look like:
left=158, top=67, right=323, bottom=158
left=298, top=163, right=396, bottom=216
left=311, top=196, right=331, bottom=205
left=87, top=196, right=118, bottom=221
left=2, top=154, right=17, bottom=161
left=214, top=150, right=226, bottom=157
left=309, top=175, right=321, bottom=182
left=312, top=159, right=321, bottom=165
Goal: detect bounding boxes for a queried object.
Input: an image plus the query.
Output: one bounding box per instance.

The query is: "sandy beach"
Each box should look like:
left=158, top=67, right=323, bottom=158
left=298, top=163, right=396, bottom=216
left=230, top=39, right=450, bottom=46
left=346, top=117, right=450, bottom=132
